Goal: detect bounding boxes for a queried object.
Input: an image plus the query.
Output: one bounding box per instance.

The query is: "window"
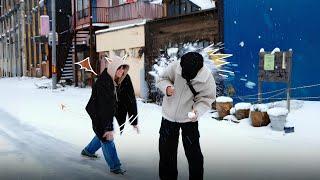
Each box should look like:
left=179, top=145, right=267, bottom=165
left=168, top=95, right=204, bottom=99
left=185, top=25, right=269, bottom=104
left=186, top=3, right=191, bottom=13
left=105, top=51, right=110, bottom=58
left=113, top=49, right=126, bottom=57
left=101, top=51, right=110, bottom=62
left=180, top=0, right=186, bottom=14
left=167, top=0, right=201, bottom=16
left=77, top=0, right=89, bottom=18
left=130, top=47, right=144, bottom=58
left=77, top=0, right=82, bottom=11
left=119, top=0, right=126, bottom=5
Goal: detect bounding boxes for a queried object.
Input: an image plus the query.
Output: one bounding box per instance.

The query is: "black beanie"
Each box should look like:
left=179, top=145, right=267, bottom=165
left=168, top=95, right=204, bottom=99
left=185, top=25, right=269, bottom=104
left=180, top=52, right=204, bottom=81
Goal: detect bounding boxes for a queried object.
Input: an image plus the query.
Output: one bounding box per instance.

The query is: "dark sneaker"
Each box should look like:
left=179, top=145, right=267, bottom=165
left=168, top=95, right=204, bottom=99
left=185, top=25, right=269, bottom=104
left=111, top=168, right=126, bottom=175
left=81, top=149, right=99, bottom=159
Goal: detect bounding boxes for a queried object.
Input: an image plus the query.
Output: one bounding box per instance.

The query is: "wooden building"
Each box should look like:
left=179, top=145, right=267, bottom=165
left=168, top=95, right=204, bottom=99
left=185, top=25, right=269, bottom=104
left=0, top=0, right=72, bottom=79
left=70, top=0, right=163, bottom=88
left=0, top=0, right=25, bottom=77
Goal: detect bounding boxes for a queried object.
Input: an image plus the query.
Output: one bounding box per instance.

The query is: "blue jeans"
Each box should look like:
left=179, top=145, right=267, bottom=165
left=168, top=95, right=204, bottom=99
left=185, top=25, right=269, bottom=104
left=84, top=136, right=122, bottom=171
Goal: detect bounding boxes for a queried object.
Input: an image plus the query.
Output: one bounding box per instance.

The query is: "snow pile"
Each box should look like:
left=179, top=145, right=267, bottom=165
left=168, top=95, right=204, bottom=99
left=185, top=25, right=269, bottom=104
left=189, top=0, right=215, bottom=9
left=250, top=104, right=268, bottom=112
left=271, top=47, right=281, bottom=54
left=267, top=107, right=288, bottom=116
left=223, top=115, right=239, bottom=123
left=235, top=102, right=251, bottom=110
left=150, top=0, right=163, bottom=4
left=268, top=100, right=304, bottom=110
left=285, top=120, right=295, bottom=127
left=229, top=107, right=236, bottom=115
left=34, top=77, right=63, bottom=89
left=216, top=96, right=233, bottom=103
left=167, top=47, right=179, bottom=58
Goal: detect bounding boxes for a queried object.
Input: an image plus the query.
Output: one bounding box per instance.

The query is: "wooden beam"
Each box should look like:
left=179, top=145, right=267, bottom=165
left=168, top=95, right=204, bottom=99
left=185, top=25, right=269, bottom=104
left=44, top=0, right=49, bottom=77
left=32, top=0, right=37, bottom=75
left=27, top=0, right=32, bottom=75
left=38, top=5, right=42, bottom=69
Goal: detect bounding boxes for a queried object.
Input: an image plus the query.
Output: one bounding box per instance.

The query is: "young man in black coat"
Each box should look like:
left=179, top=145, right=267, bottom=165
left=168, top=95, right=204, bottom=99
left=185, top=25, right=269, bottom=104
left=82, top=56, right=139, bottom=175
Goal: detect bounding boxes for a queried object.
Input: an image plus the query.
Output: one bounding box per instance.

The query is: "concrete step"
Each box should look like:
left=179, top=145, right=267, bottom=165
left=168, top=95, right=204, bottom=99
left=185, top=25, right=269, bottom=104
left=61, top=73, right=73, bottom=77
left=62, top=70, right=73, bottom=73
left=61, top=76, right=73, bottom=80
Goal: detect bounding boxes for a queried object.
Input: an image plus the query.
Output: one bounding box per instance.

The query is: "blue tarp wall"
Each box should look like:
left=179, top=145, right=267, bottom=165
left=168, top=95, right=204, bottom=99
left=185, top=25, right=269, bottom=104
left=223, top=0, right=320, bottom=102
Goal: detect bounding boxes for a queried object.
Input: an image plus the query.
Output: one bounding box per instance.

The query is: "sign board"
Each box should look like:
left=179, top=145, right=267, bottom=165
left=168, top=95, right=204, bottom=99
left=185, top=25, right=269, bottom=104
left=33, top=35, right=48, bottom=43
left=40, top=15, right=50, bottom=36
left=259, top=51, right=292, bottom=82
left=48, top=32, right=58, bottom=46
left=263, top=54, right=275, bottom=70
left=258, top=50, right=293, bottom=111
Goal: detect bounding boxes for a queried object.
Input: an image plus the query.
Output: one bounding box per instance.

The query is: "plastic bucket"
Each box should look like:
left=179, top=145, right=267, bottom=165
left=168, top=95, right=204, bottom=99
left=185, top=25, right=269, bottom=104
left=269, top=115, right=287, bottom=131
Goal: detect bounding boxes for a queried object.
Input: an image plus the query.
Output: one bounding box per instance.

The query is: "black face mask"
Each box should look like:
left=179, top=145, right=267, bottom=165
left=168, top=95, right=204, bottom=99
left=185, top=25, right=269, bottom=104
left=180, top=52, right=204, bottom=81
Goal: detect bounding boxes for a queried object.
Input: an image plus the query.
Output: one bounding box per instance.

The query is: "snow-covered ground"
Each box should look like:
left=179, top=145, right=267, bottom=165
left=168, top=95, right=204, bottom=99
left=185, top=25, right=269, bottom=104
left=0, top=77, right=320, bottom=180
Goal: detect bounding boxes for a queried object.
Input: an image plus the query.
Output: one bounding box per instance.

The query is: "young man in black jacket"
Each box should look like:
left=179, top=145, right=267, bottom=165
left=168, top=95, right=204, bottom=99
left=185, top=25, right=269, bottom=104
left=82, top=56, right=139, bottom=175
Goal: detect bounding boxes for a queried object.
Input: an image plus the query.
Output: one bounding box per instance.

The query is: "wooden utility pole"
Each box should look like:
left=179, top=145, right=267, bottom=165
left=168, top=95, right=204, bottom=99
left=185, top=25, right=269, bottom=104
left=89, top=0, right=94, bottom=82
left=27, top=0, right=32, bottom=75
left=89, top=0, right=93, bottom=71
left=73, top=0, right=78, bottom=87
left=52, top=0, right=57, bottom=89
left=19, top=0, right=27, bottom=76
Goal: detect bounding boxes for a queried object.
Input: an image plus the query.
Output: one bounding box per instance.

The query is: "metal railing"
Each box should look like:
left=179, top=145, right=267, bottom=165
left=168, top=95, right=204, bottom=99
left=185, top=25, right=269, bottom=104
left=72, top=1, right=163, bottom=28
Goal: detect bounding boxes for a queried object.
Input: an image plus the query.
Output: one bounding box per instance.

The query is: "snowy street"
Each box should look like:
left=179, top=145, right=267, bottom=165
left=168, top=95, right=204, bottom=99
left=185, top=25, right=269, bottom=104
left=0, top=108, right=114, bottom=180
left=1, top=77, right=320, bottom=180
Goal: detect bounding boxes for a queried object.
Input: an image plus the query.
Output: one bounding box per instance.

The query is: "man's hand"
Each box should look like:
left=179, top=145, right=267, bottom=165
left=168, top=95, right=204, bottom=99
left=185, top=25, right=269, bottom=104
left=133, top=125, right=140, bottom=134
left=188, top=110, right=198, bottom=122
left=166, top=86, right=175, bottom=96
left=103, top=131, right=114, bottom=141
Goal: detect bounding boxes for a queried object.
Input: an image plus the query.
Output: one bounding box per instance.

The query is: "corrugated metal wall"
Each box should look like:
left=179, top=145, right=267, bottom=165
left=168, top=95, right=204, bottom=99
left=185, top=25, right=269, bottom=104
left=223, top=0, right=320, bottom=102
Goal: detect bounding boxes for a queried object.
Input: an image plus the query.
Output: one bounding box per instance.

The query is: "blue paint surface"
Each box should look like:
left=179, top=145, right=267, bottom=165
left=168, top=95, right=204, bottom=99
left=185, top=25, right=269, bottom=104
left=224, top=0, right=320, bottom=102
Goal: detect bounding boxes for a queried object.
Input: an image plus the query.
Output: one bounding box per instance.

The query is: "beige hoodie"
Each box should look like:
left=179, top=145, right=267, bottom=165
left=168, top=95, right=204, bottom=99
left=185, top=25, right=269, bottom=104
left=106, top=56, right=130, bottom=101
left=157, top=61, right=216, bottom=123
left=106, top=55, right=130, bottom=86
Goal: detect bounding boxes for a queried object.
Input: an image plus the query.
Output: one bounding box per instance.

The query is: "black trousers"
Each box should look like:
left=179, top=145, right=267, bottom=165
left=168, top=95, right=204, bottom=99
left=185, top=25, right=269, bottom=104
left=159, top=118, right=203, bottom=180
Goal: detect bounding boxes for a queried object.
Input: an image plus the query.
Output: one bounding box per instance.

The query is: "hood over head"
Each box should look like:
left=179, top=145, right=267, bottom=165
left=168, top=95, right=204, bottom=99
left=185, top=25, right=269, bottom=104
left=106, top=55, right=129, bottom=85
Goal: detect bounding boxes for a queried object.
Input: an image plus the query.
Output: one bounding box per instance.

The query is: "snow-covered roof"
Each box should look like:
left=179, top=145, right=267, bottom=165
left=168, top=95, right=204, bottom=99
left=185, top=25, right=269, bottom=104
left=95, top=20, right=146, bottom=35
left=152, top=0, right=215, bottom=9
left=150, top=0, right=163, bottom=4
left=189, top=0, right=215, bottom=10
